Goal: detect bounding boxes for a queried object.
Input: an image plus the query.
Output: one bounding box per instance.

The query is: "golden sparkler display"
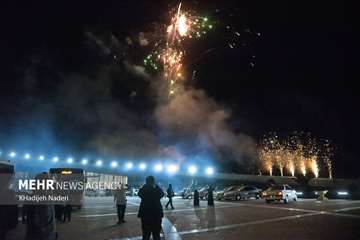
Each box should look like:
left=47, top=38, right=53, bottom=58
left=258, top=132, right=333, bottom=178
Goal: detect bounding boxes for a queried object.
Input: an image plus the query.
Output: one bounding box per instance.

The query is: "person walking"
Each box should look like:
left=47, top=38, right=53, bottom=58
left=114, top=184, right=127, bottom=224
left=138, top=176, right=164, bottom=240
left=165, top=184, right=175, bottom=210
left=207, top=186, right=214, bottom=207
left=193, top=189, right=200, bottom=207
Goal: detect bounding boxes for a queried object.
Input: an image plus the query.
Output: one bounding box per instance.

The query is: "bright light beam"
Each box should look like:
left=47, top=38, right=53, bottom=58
left=9, top=151, right=16, bottom=158
left=154, top=164, right=163, bottom=172
left=125, top=162, right=133, bottom=170
left=96, top=160, right=103, bottom=167
left=167, top=164, right=179, bottom=174
left=188, top=165, right=197, bottom=175
left=205, top=167, right=214, bottom=175
left=139, top=163, right=147, bottom=170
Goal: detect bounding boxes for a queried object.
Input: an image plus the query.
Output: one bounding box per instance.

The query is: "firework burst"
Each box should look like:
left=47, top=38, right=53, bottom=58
left=141, top=3, right=216, bottom=97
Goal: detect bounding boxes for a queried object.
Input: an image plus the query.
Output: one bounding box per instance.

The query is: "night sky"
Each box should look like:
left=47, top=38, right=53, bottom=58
left=0, top=1, right=353, bottom=177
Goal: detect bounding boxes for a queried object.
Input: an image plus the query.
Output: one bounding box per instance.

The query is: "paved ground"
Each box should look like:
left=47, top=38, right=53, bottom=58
left=6, top=196, right=360, bottom=240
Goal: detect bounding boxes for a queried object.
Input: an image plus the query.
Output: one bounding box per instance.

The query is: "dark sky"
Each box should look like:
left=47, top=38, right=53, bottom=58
left=0, top=1, right=353, bottom=177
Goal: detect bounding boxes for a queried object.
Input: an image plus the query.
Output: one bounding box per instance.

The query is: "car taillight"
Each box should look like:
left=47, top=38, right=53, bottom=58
left=277, top=191, right=283, bottom=195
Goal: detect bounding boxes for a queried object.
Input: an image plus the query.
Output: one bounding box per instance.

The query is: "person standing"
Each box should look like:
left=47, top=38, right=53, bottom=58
left=114, top=184, right=127, bottom=224
left=193, top=189, right=200, bottom=207
left=62, top=204, right=72, bottom=223
left=207, top=186, right=214, bottom=207
left=25, top=173, right=57, bottom=240
left=165, top=184, right=174, bottom=210
left=22, top=204, right=28, bottom=224
left=138, top=176, right=164, bottom=240
left=0, top=164, right=18, bottom=239
left=54, top=205, right=63, bottom=223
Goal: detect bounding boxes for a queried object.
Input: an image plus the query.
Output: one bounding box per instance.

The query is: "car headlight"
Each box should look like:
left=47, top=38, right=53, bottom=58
left=337, top=191, right=349, bottom=196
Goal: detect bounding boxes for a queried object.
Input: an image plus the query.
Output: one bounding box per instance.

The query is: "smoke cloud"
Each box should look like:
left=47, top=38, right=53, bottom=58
left=5, top=30, right=258, bottom=173
left=154, top=86, right=257, bottom=168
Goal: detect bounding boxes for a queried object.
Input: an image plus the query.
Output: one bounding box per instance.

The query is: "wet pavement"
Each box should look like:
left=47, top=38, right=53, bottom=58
left=5, top=196, right=360, bottom=240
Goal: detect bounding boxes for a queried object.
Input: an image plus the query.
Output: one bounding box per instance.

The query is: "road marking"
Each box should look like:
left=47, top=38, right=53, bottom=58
left=162, top=217, right=183, bottom=240
left=116, top=209, right=360, bottom=240
left=110, top=217, right=182, bottom=240
left=77, top=204, right=237, bottom=218
left=127, top=201, right=140, bottom=206
left=236, top=202, right=319, bottom=213
left=115, top=212, right=319, bottom=239
left=178, top=212, right=319, bottom=236
left=334, top=206, right=360, bottom=212
left=77, top=199, right=360, bottom=219
left=324, top=212, right=360, bottom=218
left=223, top=201, right=360, bottom=219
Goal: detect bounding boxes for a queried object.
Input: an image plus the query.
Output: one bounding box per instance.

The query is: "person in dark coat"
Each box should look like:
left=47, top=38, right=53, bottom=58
left=63, top=204, right=72, bottom=223
left=0, top=165, right=18, bottom=239
left=193, top=189, right=200, bottom=207
left=54, top=205, right=64, bottom=223
left=207, top=186, right=214, bottom=207
left=22, top=204, right=29, bottom=224
left=138, top=176, right=164, bottom=240
left=165, top=184, right=174, bottom=210
left=25, top=173, right=57, bottom=240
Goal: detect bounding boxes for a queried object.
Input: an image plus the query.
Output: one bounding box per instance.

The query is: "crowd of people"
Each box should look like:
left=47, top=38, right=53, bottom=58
left=0, top=171, right=59, bottom=240
left=0, top=168, right=215, bottom=240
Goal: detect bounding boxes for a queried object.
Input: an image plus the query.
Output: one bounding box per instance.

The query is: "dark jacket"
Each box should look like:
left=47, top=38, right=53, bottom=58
left=25, top=205, right=56, bottom=240
left=166, top=188, right=174, bottom=198
left=0, top=190, right=18, bottom=231
left=137, top=184, right=164, bottom=218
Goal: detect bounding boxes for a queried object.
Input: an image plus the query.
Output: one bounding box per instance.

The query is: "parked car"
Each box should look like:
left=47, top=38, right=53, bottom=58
left=223, top=185, right=261, bottom=201
left=181, top=187, right=193, bottom=199
left=198, top=186, right=209, bottom=199
left=85, top=189, right=97, bottom=197
left=96, top=189, right=106, bottom=197
left=262, top=184, right=297, bottom=204
left=215, top=186, right=236, bottom=200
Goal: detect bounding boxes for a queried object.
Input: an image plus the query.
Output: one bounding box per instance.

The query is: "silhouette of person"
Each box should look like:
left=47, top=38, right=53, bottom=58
left=114, top=184, right=127, bottom=224
left=165, top=184, right=174, bottom=210
left=63, top=204, right=72, bottom=223
left=207, top=186, right=214, bottom=207
left=22, top=204, right=29, bottom=224
left=0, top=163, right=18, bottom=240
left=194, top=189, right=200, bottom=207
left=54, top=205, right=64, bottom=223
left=138, top=176, right=164, bottom=240
left=25, top=172, right=57, bottom=240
